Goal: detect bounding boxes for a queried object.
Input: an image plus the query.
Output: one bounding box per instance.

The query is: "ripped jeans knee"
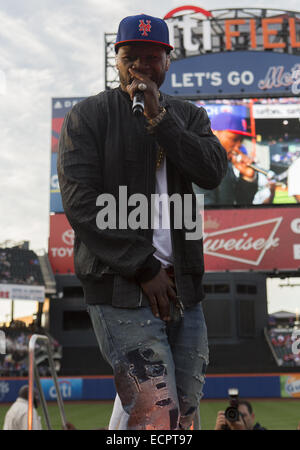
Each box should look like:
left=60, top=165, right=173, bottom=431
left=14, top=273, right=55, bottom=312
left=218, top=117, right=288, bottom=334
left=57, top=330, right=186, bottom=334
left=114, top=346, right=179, bottom=430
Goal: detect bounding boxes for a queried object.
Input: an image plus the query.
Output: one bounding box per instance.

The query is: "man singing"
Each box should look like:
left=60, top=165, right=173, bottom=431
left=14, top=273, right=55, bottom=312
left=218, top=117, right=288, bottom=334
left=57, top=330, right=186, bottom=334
left=58, top=13, right=227, bottom=430
left=194, top=112, right=258, bottom=205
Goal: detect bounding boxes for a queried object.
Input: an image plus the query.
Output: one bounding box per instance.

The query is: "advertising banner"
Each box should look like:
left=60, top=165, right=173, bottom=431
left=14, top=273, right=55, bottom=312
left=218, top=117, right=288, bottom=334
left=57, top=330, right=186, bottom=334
left=199, top=103, right=249, bottom=119
left=203, top=207, right=300, bottom=272
left=162, top=51, right=300, bottom=97
left=0, top=380, right=25, bottom=402
left=280, top=374, right=300, bottom=398
left=51, top=97, right=85, bottom=153
left=163, top=7, right=300, bottom=58
left=82, top=377, right=116, bottom=400
left=0, top=378, right=83, bottom=402
left=41, top=378, right=83, bottom=401
left=50, top=153, right=63, bottom=213
left=204, top=375, right=280, bottom=399
left=50, top=98, right=86, bottom=213
left=0, top=284, right=45, bottom=302
left=0, top=374, right=285, bottom=402
left=48, top=214, right=74, bottom=274
left=48, top=207, right=300, bottom=274
left=253, top=103, right=300, bottom=119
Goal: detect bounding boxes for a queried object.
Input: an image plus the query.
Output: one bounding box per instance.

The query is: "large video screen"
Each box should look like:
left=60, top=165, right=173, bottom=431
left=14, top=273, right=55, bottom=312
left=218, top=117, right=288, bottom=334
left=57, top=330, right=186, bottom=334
left=193, top=97, right=300, bottom=206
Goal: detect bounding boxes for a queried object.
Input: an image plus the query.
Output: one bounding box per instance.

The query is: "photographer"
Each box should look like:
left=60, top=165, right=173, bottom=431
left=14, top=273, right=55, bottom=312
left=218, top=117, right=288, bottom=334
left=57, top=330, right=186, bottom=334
left=214, top=400, right=266, bottom=430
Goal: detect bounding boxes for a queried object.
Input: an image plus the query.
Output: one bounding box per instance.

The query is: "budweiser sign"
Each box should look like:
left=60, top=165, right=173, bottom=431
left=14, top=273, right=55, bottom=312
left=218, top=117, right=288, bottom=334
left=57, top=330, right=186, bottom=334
left=203, top=208, right=300, bottom=271
left=48, top=208, right=300, bottom=274
left=204, top=217, right=282, bottom=266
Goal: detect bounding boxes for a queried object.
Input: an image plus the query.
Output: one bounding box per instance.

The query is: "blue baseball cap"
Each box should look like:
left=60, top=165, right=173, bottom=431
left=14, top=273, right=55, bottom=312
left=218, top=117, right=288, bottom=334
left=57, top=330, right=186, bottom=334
left=115, top=14, right=173, bottom=53
left=211, top=113, right=254, bottom=137
left=239, top=145, right=248, bottom=155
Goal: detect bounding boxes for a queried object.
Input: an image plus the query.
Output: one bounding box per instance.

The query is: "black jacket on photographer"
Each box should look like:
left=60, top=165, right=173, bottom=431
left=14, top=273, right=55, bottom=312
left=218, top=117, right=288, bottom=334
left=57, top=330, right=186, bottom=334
left=57, top=87, right=227, bottom=308
left=253, top=422, right=267, bottom=430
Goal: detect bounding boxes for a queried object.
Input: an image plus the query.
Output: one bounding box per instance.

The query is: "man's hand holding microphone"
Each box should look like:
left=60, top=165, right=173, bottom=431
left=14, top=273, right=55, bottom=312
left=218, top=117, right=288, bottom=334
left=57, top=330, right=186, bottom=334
left=126, top=68, right=161, bottom=119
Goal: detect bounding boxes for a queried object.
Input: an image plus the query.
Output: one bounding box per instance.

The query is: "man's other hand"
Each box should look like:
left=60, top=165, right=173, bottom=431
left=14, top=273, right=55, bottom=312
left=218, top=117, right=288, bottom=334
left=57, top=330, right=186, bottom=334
left=140, top=268, right=177, bottom=321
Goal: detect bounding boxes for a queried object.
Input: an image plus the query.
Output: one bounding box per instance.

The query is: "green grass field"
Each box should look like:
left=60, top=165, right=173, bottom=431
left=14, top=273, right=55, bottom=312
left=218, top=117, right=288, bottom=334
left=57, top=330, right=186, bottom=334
left=0, top=399, right=299, bottom=430
left=273, top=188, right=297, bottom=204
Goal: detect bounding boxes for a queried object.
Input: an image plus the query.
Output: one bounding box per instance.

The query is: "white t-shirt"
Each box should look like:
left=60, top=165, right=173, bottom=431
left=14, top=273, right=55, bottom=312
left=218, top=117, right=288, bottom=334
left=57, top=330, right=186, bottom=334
left=3, top=397, right=42, bottom=430
left=109, top=394, right=128, bottom=430
left=253, top=173, right=271, bottom=204
left=288, top=158, right=300, bottom=196
left=152, top=155, right=174, bottom=268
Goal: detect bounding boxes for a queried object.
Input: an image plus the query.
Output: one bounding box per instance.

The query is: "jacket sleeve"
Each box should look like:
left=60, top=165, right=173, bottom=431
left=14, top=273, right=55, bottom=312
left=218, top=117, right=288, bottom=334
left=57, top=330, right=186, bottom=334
left=236, top=176, right=258, bottom=205
left=192, top=183, right=218, bottom=205
left=57, top=104, right=161, bottom=282
left=153, top=103, right=228, bottom=189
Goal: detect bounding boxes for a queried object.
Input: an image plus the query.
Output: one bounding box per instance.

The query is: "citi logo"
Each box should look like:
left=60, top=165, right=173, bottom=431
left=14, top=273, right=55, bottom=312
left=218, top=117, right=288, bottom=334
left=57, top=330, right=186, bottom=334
left=49, top=381, right=72, bottom=399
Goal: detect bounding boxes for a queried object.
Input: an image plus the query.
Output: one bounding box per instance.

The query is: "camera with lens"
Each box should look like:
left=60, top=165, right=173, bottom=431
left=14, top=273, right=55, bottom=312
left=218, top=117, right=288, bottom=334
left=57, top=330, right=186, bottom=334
left=222, top=388, right=240, bottom=429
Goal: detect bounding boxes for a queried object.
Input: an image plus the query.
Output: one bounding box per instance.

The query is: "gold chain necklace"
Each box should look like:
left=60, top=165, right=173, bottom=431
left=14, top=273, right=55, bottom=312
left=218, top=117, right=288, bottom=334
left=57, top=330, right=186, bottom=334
left=156, top=147, right=165, bottom=169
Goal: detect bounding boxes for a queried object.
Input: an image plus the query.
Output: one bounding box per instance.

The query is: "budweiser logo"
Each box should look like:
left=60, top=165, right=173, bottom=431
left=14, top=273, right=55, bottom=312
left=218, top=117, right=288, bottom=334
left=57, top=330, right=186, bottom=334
left=203, top=217, right=282, bottom=265
left=204, top=215, right=219, bottom=230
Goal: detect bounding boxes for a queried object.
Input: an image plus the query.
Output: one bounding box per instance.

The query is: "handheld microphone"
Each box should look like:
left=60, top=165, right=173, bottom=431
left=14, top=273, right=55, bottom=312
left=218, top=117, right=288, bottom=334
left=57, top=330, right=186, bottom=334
left=132, top=91, right=144, bottom=116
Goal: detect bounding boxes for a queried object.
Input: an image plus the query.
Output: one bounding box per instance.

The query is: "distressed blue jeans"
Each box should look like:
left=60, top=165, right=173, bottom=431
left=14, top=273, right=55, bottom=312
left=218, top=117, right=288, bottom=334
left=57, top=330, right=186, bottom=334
left=87, top=301, right=209, bottom=430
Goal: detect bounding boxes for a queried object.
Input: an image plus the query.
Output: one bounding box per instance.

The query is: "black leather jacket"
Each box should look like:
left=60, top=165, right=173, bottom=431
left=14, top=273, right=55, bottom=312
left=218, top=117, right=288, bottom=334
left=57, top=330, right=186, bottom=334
left=57, top=87, right=227, bottom=308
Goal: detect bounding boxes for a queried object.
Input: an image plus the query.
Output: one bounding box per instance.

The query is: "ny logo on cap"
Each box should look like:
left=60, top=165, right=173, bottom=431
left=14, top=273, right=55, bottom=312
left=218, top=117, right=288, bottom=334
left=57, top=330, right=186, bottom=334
left=139, top=19, right=151, bottom=36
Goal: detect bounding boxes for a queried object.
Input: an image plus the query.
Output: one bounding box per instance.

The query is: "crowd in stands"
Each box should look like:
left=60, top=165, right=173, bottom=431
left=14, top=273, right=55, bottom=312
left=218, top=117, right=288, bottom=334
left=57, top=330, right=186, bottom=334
left=267, top=329, right=300, bottom=367
left=0, top=247, right=44, bottom=286
left=0, top=321, right=62, bottom=377
left=266, top=313, right=300, bottom=367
